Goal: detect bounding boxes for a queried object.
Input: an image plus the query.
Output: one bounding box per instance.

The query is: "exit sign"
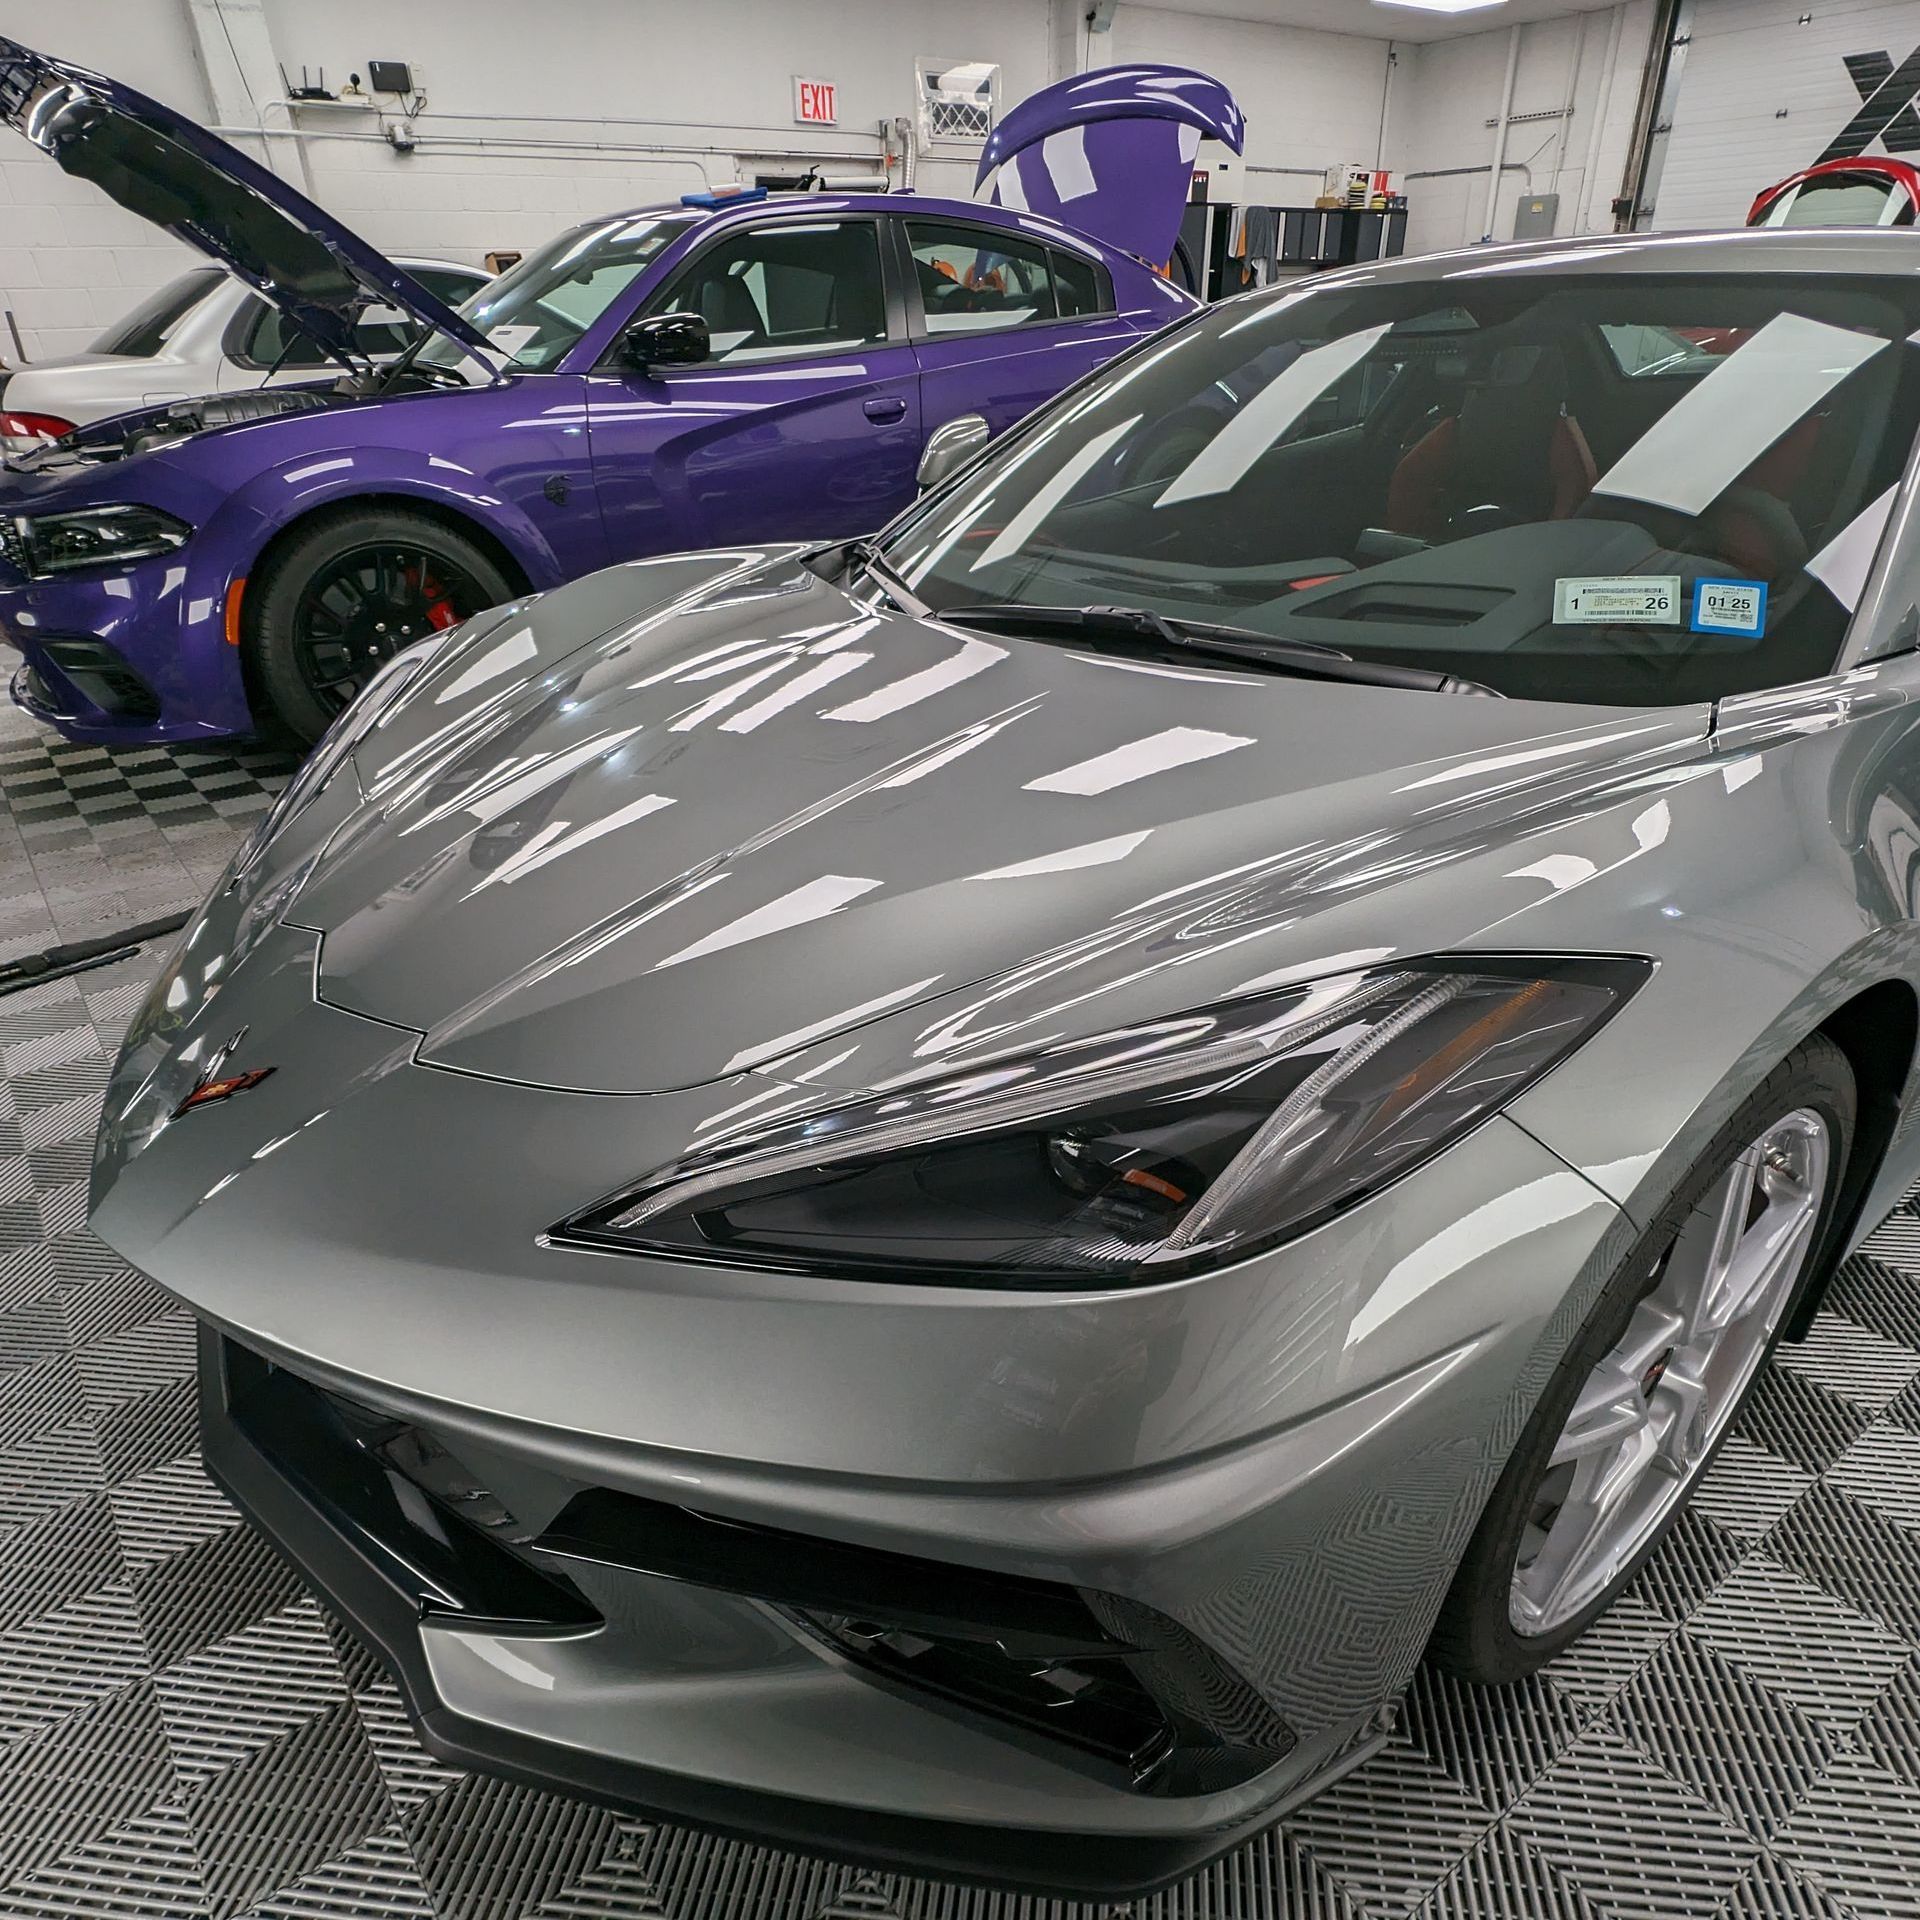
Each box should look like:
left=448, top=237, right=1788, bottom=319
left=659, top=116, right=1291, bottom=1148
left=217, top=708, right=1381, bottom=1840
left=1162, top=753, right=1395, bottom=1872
left=793, top=77, right=837, bottom=125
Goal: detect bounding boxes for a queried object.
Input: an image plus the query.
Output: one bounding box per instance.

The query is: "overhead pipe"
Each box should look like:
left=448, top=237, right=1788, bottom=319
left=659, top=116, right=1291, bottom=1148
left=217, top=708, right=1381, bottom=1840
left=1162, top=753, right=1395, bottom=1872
left=1482, top=25, right=1522, bottom=241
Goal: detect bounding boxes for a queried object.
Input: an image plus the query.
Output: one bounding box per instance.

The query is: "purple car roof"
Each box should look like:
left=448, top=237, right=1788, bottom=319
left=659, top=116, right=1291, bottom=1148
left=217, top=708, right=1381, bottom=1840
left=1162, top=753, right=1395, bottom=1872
left=584, top=190, right=1158, bottom=268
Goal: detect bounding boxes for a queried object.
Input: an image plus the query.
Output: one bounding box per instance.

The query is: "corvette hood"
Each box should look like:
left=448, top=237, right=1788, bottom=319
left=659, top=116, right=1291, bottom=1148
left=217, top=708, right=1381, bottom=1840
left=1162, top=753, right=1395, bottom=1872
left=0, top=39, right=490, bottom=369
left=270, top=553, right=1716, bottom=1096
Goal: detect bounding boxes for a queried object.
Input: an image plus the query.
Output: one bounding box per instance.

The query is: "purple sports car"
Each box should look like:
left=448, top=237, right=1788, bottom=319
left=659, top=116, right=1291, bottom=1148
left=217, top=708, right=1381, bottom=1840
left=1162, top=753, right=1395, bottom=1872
left=0, top=46, right=1225, bottom=745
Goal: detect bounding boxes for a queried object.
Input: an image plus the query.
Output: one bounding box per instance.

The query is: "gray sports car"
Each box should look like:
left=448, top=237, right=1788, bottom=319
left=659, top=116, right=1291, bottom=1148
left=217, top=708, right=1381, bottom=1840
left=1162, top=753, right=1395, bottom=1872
left=89, top=228, right=1920, bottom=1895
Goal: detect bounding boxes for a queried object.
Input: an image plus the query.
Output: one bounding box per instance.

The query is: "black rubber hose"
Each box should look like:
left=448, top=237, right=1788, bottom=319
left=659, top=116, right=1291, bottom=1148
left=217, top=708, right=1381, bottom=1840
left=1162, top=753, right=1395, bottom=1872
left=0, top=911, right=191, bottom=998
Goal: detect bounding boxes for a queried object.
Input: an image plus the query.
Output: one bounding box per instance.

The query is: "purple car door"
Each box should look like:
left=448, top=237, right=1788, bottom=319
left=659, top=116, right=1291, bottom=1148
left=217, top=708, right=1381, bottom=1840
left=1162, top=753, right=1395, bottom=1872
left=899, top=215, right=1141, bottom=450
left=586, top=213, right=922, bottom=557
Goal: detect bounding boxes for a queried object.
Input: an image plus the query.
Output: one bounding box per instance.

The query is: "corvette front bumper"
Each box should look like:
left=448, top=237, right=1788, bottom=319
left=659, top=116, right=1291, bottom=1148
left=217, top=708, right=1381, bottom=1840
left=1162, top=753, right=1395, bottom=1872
left=201, top=1327, right=1406, bottom=1896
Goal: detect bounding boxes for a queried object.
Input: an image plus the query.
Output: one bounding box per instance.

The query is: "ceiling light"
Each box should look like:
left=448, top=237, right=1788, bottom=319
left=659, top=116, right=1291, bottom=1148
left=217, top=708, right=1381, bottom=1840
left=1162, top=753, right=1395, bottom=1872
left=1373, top=0, right=1508, bottom=12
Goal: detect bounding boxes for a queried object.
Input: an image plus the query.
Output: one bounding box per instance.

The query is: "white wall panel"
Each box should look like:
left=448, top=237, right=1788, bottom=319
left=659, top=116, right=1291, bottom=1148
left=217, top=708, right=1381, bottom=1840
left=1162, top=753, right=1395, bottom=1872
left=1651, top=0, right=1920, bottom=231
left=1108, top=4, right=1392, bottom=201
left=1391, top=3, right=1655, bottom=255
left=0, top=0, right=1659, bottom=365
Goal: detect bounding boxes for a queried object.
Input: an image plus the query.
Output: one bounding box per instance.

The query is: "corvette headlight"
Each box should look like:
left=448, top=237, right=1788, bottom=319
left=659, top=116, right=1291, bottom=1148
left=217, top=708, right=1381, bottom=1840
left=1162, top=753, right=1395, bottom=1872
left=10, top=504, right=192, bottom=576
left=560, top=958, right=1646, bottom=1286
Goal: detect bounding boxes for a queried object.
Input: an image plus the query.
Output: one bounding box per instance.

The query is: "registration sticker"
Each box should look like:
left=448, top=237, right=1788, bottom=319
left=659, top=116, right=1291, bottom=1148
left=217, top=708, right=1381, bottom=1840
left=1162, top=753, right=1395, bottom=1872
left=1554, top=576, right=1683, bottom=626
left=1691, top=578, right=1768, bottom=637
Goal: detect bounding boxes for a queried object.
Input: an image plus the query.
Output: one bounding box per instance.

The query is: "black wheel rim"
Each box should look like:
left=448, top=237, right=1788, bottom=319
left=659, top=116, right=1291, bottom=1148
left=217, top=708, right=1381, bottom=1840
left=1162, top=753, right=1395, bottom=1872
left=291, top=542, right=487, bottom=718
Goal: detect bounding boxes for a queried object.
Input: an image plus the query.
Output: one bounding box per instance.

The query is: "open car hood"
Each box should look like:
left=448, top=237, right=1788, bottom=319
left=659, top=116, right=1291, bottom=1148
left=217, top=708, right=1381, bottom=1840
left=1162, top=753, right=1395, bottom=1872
left=975, top=64, right=1244, bottom=268
left=0, top=39, right=493, bottom=370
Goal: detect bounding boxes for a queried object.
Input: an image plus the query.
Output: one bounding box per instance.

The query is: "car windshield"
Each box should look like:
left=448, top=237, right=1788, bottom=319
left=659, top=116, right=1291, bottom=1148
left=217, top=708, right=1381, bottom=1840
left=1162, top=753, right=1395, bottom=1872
left=417, top=213, right=696, bottom=373
left=88, top=268, right=223, bottom=357
left=883, top=270, right=1920, bottom=705
left=1762, top=176, right=1913, bottom=228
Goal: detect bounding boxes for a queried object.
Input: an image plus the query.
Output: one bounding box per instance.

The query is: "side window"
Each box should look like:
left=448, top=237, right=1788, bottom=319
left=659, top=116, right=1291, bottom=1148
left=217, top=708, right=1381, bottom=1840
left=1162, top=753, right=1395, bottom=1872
left=656, top=221, right=888, bottom=364
left=906, top=220, right=1062, bottom=335
left=1051, top=248, right=1113, bottom=319
left=1599, top=323, right=1748, bottom=380
left=238, top=269, right=491, bottom=370
left=239, top=298, right=325, bottom=370
left=417, top=267, right=488, bottom=309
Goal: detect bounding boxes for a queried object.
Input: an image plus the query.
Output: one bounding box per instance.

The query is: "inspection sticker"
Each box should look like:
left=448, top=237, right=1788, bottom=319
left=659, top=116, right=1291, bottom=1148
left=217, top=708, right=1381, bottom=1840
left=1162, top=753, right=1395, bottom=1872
left=1554, top=575, right=1683, bottom=626
left=1691, top=578, right=1768, bottom=637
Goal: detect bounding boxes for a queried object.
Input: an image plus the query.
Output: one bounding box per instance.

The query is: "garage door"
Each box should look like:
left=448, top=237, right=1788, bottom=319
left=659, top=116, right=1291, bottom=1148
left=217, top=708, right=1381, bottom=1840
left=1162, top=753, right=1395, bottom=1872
left=1650, top=0, right=1920, bottom=230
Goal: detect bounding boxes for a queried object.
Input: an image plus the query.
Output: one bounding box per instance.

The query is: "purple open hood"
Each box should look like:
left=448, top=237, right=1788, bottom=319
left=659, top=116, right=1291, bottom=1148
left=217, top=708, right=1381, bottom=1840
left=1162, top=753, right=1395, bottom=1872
left=0, top=38, right=493, bottom=370
left=975, top=65, right=1244, bottom=269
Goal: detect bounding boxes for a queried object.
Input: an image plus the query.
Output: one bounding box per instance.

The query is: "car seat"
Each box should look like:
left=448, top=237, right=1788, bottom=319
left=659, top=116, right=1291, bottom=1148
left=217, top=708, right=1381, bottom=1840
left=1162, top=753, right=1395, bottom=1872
left=693, top=271, right=765, bottom=351
left=1385, top=345, right=1598, bottom=541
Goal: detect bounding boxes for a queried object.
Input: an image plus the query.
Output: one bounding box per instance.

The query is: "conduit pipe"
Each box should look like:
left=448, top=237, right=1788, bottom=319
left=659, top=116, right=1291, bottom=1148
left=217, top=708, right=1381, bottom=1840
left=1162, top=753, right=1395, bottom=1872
left=1578, top=4, right=1628, bottom=230
left=1483, top=25, right=1522, bottom=241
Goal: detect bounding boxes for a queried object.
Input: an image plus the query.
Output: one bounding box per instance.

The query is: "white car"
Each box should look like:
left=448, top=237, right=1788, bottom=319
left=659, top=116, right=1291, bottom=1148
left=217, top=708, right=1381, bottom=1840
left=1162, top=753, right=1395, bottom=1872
left=0, top=256, right=489, bottom=451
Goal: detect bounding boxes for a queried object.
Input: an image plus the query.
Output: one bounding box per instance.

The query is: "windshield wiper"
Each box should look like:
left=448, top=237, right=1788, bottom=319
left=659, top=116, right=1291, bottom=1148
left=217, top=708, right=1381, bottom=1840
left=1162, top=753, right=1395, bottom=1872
left=938, top=603, right=1501, bottom=696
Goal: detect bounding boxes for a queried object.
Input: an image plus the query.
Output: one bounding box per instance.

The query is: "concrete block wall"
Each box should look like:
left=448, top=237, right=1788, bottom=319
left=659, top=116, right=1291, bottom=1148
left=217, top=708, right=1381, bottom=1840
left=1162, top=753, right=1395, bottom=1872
left=0, top=0, right=213, bottom=360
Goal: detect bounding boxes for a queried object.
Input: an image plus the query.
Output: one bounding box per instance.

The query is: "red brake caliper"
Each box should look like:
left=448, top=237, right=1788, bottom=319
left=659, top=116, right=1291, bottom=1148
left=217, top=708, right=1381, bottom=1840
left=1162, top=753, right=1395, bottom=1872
left=405, top=561, right=463, bottom=632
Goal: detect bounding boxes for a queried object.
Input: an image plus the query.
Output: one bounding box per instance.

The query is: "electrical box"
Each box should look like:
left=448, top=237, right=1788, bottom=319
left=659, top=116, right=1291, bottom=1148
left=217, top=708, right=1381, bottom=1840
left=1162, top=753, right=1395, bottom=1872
left=1513, top=193, right=1560, bottom=240
left=368, top=59, right=414, bottom=96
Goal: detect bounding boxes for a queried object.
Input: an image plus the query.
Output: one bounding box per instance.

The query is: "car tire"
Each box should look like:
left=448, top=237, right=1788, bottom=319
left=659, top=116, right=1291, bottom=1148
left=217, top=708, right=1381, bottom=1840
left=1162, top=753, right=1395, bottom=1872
left=244, top=506, right=515, bottom=745
left=1428, top=1034, right=1855, bottom=1686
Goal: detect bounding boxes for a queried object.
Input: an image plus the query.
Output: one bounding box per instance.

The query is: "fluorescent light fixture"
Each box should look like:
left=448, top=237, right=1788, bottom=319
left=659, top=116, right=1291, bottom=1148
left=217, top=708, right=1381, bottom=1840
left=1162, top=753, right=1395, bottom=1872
left=1374, top=0, right=1507, bottom=12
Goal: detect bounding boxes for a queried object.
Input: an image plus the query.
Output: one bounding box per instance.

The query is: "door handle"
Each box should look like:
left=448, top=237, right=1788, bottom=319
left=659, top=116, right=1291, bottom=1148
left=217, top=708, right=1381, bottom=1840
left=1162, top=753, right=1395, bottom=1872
left=863, top=396, right=909, bottom=424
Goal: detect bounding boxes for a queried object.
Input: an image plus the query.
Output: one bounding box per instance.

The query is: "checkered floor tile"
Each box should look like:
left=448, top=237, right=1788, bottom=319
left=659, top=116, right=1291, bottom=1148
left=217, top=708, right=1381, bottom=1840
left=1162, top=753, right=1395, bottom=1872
left=0, top=702, right=295, bottom=967
left=1, top=721, right=1919, bottom=1917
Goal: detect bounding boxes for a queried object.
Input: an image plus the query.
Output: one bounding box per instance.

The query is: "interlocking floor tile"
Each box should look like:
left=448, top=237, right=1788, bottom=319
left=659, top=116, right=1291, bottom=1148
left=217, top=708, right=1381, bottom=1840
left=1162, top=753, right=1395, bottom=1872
left=1689, top=1436, right=1816, bottom=1542
left=153, top=1599, right=348, bottom=1784
left=1508, top=1725, right=1762, bottom=1917
left=1687, top=1552, right=1911, bottom=1730
left=1772, top=1750, right=1920, bottom=1919
left=1851, top=1651, right=1920, bottom=1790
left=404, top=1774, right=622, bottom=1920
left=1825, top=1421, right=1920, bottom=1532
left=1285, top=1739, right=1493, bottom=1915
left=184, top=1698, right=388, bottom=1920
left=1773, top=1310, right=1920, bottom=1409
left=1399, top=1667, right=1587, bottom=1817
left=1601, top=1629, right=1836, bottom=1840
left=1765, top=1480, right=1920, bottom=1645
left=0, top=1678, right=176, bottom=1889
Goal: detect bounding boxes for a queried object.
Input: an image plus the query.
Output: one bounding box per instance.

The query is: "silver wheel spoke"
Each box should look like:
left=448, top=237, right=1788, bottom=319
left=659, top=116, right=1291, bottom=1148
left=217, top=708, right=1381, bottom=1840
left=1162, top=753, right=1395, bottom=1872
left=1511, top=1107, right=1829, bottom=1638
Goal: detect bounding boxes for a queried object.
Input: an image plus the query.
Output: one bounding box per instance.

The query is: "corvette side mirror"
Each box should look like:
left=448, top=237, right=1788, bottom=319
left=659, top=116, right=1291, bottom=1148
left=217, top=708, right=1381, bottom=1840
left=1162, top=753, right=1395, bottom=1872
left=622, top=312, right=710, bottom=374
left=917, top=413, right=991, bottom=492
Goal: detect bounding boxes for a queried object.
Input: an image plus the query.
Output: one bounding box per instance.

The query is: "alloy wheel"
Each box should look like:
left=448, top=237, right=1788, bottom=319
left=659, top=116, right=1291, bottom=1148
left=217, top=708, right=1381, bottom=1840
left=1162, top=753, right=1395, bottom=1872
left=1509, top=1108, right=1830, bottom=1636
left=291, top=543, right=482, bottom=718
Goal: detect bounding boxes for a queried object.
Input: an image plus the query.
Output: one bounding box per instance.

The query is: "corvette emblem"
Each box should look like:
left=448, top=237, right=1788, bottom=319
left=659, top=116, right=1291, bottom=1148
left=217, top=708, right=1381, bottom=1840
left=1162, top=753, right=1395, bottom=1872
left=171, top=1028, right=276, bottom=1119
